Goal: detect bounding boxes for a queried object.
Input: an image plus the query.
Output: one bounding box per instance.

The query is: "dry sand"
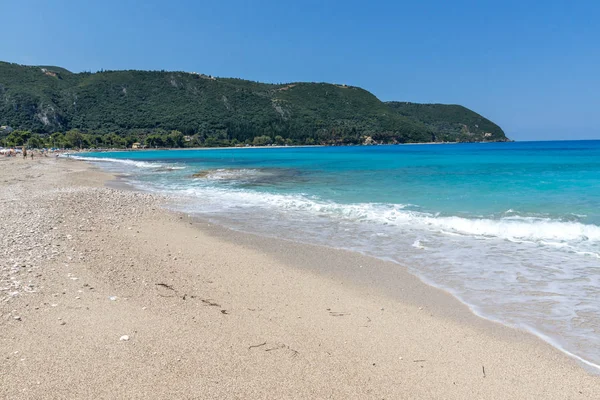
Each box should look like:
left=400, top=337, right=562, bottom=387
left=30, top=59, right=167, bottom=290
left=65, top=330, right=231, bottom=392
left=1, top=156, right=599, bottom=399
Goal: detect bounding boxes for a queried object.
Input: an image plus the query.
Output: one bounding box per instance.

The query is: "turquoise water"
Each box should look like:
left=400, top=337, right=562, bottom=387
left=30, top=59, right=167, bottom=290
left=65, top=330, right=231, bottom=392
left=73, top=141, right=600, bottom=370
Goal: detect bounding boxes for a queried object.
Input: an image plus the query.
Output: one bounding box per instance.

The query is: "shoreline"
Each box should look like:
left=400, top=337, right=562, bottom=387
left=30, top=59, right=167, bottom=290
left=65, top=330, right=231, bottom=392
left=103, top=159, right=600, bottom=374
left=168, top=196, right=600, bottom=375
left=1, top=157, right=598, bottom=398
left=59, top=139, right=510, bottom=155
left=67, top=158, right=600, bottom=369
left=85, top=164, right=600, bottom=375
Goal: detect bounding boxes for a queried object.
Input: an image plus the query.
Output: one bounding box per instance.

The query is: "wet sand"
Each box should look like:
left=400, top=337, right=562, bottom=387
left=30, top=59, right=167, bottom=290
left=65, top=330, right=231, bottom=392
left=1, top=157, right=599, bottom=399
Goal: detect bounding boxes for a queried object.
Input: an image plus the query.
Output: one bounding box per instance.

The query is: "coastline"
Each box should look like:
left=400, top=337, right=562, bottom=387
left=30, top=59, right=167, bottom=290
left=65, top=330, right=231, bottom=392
left=1, top=157, right=598, bottom=399
left=64, top=139, right=509, bottom=155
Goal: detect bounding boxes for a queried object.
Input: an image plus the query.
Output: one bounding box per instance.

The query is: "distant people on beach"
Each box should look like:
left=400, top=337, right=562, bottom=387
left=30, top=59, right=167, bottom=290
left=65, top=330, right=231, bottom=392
left=0, top=147, right=68, bottom=158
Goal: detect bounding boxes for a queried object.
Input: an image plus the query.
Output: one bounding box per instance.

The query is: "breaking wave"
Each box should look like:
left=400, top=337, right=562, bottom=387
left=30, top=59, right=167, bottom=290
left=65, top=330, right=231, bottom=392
left=65, top=154, right=165, bottom=169
left=166, top=186, right=600, bottom=256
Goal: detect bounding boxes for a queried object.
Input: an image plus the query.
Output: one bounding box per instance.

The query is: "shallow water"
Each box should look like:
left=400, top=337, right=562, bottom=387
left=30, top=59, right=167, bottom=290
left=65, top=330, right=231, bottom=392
left=74, top=141, right=600, bottom=370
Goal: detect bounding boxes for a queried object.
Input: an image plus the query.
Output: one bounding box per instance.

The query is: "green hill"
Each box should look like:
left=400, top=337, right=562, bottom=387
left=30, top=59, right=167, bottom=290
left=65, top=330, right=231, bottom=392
left=0, top=61, right=508, bottom=148
left=386, top=102, right=505, bottom=140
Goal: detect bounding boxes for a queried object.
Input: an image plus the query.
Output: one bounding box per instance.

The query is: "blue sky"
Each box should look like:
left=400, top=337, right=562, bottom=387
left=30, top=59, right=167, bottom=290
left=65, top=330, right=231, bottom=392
left=1, top=0, right=598, bottom=140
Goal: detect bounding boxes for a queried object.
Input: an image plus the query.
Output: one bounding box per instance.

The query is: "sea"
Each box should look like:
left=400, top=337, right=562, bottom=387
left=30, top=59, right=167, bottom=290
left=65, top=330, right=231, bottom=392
left=72, top=140, right=600, bottom=371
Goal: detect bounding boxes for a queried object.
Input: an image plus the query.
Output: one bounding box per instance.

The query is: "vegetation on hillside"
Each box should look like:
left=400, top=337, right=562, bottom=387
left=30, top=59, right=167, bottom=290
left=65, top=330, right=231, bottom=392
left=0, top=61, right=508, bottom=148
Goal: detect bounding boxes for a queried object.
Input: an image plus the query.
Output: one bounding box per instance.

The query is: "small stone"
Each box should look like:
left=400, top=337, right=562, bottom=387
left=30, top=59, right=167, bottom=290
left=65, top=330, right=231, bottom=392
left=119, top=335, right=130, bottom=341
left=60, top=321, right=66, bottom=326
left=109, top=296, right=117, bottom=301
left=13, top=316, right=21, bottom=321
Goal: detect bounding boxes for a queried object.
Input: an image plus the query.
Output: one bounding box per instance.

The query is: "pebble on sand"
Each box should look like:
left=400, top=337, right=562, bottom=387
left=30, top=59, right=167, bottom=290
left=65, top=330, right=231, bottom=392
left=119, top=335, right=130, bottom=341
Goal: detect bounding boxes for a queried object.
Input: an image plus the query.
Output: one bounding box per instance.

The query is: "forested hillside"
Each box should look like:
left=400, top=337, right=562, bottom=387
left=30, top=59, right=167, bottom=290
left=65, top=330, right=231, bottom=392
left=0, top=62, right=508, bottom=148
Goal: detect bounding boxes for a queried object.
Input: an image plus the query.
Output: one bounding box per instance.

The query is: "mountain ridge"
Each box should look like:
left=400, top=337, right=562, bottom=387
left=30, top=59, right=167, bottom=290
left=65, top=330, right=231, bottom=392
left=0, top=61, right=508, bottom=147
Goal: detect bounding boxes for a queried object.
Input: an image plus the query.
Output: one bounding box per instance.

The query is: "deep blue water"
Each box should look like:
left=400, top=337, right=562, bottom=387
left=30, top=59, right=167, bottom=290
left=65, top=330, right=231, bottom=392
left=74, top=141, right=600, bottom=370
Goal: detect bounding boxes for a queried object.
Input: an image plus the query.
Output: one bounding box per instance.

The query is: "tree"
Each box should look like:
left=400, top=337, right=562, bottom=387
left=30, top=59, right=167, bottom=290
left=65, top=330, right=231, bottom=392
left=252, top=135, right=272, bottom=146
left=5, top=130, right=31, bottom=147
left=103, top=133, right=126, bottom=148
left=164, top=135, right=175, bottom=148
left=168, top=130, right=184, bottom=147
left=92, top=135, right=104, bottom=148
left=65, top=129, right=84, bottom=149
left=27, top=134, right=43, bottom=149
left=145, top=135, right=164, bottom=148
left=50, top=132, right=65, bottom=148
left=125, top=135, right=138, bottom=148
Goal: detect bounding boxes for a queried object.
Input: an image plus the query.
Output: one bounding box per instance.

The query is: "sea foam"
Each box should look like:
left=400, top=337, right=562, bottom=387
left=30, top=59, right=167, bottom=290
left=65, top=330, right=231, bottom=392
left=172, top=186, right=600, bottom=255
left=66, top=155, right=165, bottom=169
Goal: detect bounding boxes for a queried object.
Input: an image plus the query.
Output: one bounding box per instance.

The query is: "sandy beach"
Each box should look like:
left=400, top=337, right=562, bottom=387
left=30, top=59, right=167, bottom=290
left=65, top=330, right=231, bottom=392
left=1, top=156, right=599, bottom=399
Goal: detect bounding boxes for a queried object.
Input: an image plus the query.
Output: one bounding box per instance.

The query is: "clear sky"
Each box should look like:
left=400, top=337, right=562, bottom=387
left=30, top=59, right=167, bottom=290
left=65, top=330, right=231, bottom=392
left=1, top=0, right=598, bottom=141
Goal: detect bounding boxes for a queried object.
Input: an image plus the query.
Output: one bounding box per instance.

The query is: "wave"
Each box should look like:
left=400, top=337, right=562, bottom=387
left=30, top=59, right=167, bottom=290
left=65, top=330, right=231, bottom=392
left=420, top=215, right=600, bottom=244
left=411, top=240, right=426, bottom=249
left=171, top=186, right=600, bottom=249
left=66, top=155, right=165, bottom=169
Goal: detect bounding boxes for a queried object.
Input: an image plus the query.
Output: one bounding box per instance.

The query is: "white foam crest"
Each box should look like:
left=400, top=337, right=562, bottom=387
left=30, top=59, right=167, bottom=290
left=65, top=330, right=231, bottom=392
left=412, top=240, right=425, bottom=249
left=178, top=186, right=411, bottom=220
left=420, top=215, right=600, bottom=243
left=66, top=155, right=164, bottom=169
left=174, top=186, right=600, bottom=248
